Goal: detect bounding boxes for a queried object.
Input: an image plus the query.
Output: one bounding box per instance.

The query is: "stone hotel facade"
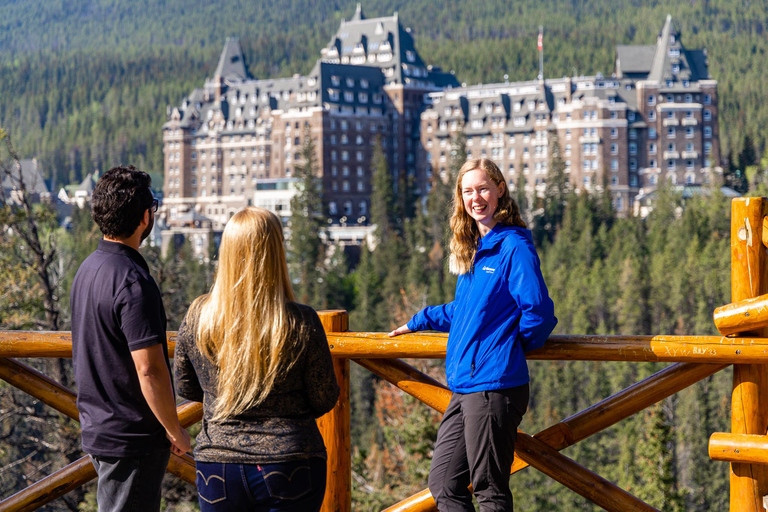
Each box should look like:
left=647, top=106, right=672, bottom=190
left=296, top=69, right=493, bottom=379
left=163, top=8, right=719, bottom=227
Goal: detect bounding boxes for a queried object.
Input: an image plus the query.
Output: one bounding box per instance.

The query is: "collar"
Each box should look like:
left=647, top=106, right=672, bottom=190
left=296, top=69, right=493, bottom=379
left=97, top=239, right=150, bottom=273
left=478, top=223, right=513, bottom=250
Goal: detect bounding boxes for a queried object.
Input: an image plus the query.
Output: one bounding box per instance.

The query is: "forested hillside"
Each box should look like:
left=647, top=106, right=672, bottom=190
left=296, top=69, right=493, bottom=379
left=2, top=1, right=767, bottom=510
left=1, top=0, right=768, bottom=186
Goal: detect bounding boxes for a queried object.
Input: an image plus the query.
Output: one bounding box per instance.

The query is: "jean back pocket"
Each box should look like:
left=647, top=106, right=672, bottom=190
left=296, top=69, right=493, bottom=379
left=261, top=462, right=312, bottom=501
left=196, top=462, right=227, bottom=504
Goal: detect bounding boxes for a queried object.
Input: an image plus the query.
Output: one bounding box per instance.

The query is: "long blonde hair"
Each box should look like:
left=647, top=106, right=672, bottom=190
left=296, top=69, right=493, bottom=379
left=193, top=207, right=298, bottom=420
left=448, top=158, right=526, bottom=275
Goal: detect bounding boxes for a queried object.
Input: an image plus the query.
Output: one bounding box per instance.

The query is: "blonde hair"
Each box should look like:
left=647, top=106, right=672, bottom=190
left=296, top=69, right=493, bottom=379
left=193, top=207, right=299, bottom=421
left=448, top=158, right=526, bottom=275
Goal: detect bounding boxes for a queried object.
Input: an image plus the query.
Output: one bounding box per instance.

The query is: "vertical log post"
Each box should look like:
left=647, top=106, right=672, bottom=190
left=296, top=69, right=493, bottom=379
left=730, top=198, right=768, bottom=512
left=316, top=310, right=351, bottom=512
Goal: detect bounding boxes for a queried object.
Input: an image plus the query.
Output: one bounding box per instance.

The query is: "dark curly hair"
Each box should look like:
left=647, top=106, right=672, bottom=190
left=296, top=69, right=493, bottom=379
left=91, top=166, right=153, bottom=238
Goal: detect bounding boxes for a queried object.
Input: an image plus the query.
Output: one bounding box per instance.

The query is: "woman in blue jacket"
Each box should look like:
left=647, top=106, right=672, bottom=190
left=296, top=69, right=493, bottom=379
left=389, top=158, right=556, bottom=511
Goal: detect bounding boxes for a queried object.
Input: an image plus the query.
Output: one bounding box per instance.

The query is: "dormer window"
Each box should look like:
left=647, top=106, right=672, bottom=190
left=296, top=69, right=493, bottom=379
left=669, top=48, right=680, bottom=57
left=360, top=79, right=369, bottom=89
left=672, top=63, right=680, bottom=74
left=331, top=76, right=341, bottom=86
left=346, top=78, right=355, bottom=87
left=406, top=51, right=416, bottom=63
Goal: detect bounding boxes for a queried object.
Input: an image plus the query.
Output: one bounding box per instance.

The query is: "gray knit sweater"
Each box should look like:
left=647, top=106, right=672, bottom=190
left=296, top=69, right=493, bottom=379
left=174, top=300, right=340, bottom=464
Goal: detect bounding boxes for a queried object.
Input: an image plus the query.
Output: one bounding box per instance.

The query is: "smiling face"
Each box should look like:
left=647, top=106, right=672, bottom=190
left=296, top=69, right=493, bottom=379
left=461, top=169, right=505, bottom=236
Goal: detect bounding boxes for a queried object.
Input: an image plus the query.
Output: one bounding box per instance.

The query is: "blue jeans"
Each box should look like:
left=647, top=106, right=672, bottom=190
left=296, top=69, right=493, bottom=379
left=196, top=458, right=327, bottom=512
left=90, top=448, right=171, bottom=512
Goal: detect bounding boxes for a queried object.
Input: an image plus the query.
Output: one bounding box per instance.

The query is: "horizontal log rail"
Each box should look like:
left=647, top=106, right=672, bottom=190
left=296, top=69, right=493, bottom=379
left=710, top=433, right=768, bottom=464
left=0, top=327, right=745, bottom=512
left=714, top=293, right=768, bottom=336
left=5, top=331, right=768, bottom=364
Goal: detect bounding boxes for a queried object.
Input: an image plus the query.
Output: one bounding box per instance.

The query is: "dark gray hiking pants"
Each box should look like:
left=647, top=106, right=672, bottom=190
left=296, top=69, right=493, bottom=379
left=428, top=385, right=529, bottom=511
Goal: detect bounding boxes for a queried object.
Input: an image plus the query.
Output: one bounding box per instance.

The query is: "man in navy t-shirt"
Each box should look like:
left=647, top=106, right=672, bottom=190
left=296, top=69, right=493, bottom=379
left=71, top=166, right=191, bottom=512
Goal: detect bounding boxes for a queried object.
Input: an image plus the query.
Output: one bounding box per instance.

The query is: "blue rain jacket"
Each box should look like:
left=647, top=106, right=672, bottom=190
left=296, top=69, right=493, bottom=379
left=407, top=224, right=556, bottom=393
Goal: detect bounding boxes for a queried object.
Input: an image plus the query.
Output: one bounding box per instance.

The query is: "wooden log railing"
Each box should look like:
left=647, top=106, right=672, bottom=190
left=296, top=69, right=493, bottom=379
left=0, top=327, right=760, bottom=512
left=5, top=199, right=768, bottom=511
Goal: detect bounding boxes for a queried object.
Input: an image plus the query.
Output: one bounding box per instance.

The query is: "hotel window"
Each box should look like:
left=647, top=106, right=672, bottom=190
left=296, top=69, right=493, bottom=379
left=630, top=175, right=638, bottom=187
left=648, top=95, right=656, bottom=106
left=611, top=144, right=618, bottom=155
left=704, top=110, right=712, bottom=121
left=629, top=143, right=637, bottom=155
left=686, top=127, right=694, bottom=138
left=628, top=112, right=636, bottom=121
left=648, top=110, right=656, bottom=121
left=704, top=142, right=712, bottom=154
left=685, top=94, right=692, bottom=103
left=611, top=175, right=619, bottom=185
left=704, top=94, right=712, bottom=105
left=704, top=127, right=712, bottom=138
left=649, top=128, right=657, bottom=139
left=630, top=159, right=637, bottom=170
left=611, top=128, right=618, bottom=138
left=668, top=127, right=676, bottom=138
left=611, top=159, right=618, bottom=171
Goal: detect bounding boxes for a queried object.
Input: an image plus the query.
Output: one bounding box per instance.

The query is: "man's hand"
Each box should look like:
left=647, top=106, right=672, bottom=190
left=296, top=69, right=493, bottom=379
left=167, top=427, right=192, bottom=456
left=388, top=324, right=413, bottom=337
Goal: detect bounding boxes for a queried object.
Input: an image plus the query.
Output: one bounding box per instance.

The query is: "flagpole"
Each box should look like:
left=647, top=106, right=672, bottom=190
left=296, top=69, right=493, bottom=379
left=538, top=25, right=543, bottom=80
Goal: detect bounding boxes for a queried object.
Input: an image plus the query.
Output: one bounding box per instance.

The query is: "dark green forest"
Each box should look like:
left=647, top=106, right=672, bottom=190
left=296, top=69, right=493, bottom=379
left=2, top=1, right=768, bottom=510
left=2, top=0, right=768, bottom=185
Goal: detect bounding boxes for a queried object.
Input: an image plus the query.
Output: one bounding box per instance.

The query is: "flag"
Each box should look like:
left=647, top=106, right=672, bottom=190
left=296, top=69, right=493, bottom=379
left=537, top=32, right=543, bottom=52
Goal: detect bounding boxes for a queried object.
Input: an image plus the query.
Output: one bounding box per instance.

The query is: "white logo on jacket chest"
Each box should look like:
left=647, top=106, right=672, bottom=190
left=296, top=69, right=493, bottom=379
left=482, top=266, right=495, bottom=274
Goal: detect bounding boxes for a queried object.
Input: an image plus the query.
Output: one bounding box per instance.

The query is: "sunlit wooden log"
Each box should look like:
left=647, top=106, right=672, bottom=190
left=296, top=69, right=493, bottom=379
left=730, top=199, right=768, bottom=512
left=7, top=330, right=768, bottom=364
left=0, top=455, right=96, bottom=512
left=329, top=332, right=768, bottom=363
left=363, top=359, right=657, bottom=512
left=167, top=453, right=196, bottom=484
left=0, top=358, right=79, bottom=419
left=0, top=357, right=202, bottom=509
left=0, top=332, right=178, bottom=358
left=516, top=432, right=658, bottom=511
left=715, top=294, right=768, bottom=336
left=316, top=310, right=351, bottom=512
left=710, top=433, right=768, bottom=464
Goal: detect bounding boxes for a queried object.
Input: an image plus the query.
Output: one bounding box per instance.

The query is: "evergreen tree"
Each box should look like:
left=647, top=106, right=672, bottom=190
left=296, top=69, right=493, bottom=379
left=288, top=126, right=326, bottom=307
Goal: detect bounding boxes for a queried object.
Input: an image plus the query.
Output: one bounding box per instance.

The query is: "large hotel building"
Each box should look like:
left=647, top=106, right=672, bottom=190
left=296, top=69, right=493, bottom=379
left=162, top=7, right=719, bottom=243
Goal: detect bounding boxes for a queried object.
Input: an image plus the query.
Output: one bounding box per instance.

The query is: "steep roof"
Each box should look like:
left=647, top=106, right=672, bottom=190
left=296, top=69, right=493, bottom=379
left=320, top=7, right=457, bottom=88
left=615, top=16, right=709, bottom=84
left=616, top=45, right=656, bottom=75
left=1, top=159, right=49, bottom=197
left=214, top=38, right=249, bottom=82
left=648, top=15, right=708, bottom=83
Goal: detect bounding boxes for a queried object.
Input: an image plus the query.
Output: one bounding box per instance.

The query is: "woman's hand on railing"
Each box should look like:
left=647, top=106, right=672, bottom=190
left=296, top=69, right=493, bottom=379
left=388, top=324, right=413, bottom=337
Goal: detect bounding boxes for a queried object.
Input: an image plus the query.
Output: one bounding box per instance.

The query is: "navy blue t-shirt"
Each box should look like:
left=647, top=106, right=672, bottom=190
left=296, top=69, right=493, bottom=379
left=71, top=240, right=170, bottom=457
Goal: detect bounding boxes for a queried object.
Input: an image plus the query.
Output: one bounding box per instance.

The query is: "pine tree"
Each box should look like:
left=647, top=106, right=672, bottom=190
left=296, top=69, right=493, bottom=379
left=288, top=125, right=326, bottom=307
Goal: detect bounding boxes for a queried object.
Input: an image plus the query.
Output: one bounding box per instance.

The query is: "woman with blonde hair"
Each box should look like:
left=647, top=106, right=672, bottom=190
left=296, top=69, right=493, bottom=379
left=174, top=207, right=339, bottom=511
left=390, top=158, right=556, bottom=511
